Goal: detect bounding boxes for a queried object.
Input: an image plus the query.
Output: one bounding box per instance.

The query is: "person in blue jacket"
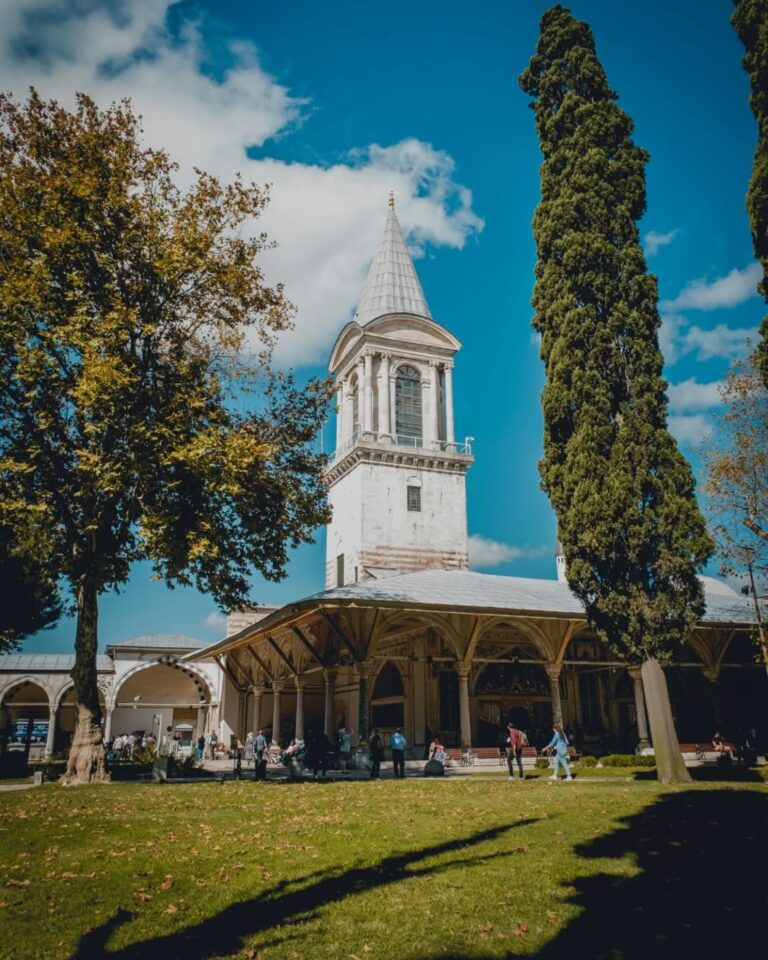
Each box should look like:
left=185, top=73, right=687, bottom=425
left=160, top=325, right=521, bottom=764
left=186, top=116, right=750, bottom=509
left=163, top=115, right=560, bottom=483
left=544, top=723, right=573, bottom=781
left=390, top=728, right=407, bottom=778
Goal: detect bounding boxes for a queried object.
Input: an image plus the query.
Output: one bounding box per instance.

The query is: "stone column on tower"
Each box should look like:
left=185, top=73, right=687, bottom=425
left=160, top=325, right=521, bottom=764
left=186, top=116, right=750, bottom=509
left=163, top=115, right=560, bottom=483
left=389, top=369, right=397, bottom=441
left=363, top=351, right=373, bottom=434
left=444, top=361, right=455, bottom=446
left=421, top=374, right=433, bottom=445
left=356, top=356, right=365, bottom=437
left=377, top=352, right=391, bottom=438
left=342, top=378, right=354, bottom=447
left=335, top=383, right=343, bottom=450
left=427, top=360, right=440, bottom=446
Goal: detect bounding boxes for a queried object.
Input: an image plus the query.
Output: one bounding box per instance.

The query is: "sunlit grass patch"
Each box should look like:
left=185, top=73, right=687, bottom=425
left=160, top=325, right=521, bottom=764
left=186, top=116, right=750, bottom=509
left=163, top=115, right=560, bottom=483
left=0, top=778, right=765, bottom=959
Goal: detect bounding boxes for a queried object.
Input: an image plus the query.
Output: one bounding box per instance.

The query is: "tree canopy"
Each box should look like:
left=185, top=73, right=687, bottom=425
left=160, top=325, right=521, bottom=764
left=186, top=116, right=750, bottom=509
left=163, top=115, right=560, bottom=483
left=700, top=354, right=768, bottom=667
left=0, top=91, right=331, bottom=781
left=732, top=0, right=768, bottom=387
left=519, top=6, right=712, bottom=667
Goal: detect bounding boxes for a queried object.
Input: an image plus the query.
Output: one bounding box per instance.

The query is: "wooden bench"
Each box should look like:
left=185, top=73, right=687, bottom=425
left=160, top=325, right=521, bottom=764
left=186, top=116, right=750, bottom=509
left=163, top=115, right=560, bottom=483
left=679, top=741, right=736, bottom=761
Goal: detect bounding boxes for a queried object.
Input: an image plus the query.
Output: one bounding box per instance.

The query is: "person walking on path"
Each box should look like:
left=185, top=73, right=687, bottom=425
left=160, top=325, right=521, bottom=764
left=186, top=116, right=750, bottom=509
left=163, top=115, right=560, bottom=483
left=544, top=723, right=573, bottom=781
left=390, top=728, right=407, bottom=778
left=339, top=727, right=352, bottom=771
left=506, top=723, right=525, bottom=781
left=368, top=729, right=384, bottom=779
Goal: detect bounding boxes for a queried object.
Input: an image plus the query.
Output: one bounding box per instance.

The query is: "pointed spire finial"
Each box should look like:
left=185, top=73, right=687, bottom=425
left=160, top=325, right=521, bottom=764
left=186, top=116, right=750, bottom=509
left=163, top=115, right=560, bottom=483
left=388, top=190, right=395, bottom=210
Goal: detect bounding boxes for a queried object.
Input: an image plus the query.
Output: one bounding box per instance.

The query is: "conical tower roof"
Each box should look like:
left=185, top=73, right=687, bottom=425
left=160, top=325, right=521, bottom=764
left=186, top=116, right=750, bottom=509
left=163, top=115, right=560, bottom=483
left=354, top=196, right=432, bottom=326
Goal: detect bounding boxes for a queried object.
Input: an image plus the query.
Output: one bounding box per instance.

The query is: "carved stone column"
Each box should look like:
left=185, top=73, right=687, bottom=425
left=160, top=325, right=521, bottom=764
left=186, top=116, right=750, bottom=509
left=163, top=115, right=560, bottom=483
left=377, top=353, right=391, bottom=438
left=444, top=361, right=455, bottom=446
left=546, top=664, right=563, bottom=726
left=356, top=356, right=365, bottom=437
left=363, top=351, right=373, bottom=434
left=323, top=669, right=336, bottom=740
left=702, top=666, right=724, bottom=730
left=342, top=377, right=354, bottom=445
left=389, top=371, right=397, bottom=441
left=357, top=660, right=373, bottom=741
left=45, top=704, right=57, bottom=757
left=103, top=707, right=113, bottom=745
left=421, top=377, right=435, bottom=447
left=294, top=677, right=305, bottom=741
left=252, top=685, right=264, bottom=733
left=271, top=681, right=284, bottom=744
left=335, top=383, right=343, bottom=450
left=628, top=665, right=650, bottom=749
left=428, top=360, right=440, bottom=445
left=457, top=663, right=472, bottom=747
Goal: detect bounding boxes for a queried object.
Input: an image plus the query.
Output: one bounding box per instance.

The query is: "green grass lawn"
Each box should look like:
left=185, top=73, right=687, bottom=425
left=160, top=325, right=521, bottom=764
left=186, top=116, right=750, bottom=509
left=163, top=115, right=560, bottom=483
left=1, top=777, right=766, bottom=960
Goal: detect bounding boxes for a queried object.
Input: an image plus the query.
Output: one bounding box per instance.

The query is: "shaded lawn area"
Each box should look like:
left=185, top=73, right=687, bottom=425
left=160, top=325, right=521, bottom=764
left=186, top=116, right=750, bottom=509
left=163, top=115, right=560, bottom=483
left=0, top=780, right=766, bottom=959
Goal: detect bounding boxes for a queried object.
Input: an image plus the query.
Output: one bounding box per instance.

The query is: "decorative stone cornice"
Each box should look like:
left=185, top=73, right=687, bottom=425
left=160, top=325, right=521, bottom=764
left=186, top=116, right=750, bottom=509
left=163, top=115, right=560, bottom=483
left=325, top=440, right=473, bottom=485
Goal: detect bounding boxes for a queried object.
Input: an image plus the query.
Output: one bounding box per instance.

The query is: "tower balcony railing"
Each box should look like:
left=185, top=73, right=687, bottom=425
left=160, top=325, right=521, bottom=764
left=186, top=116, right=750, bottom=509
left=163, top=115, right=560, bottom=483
left=330, top=429, right=473, bottom=462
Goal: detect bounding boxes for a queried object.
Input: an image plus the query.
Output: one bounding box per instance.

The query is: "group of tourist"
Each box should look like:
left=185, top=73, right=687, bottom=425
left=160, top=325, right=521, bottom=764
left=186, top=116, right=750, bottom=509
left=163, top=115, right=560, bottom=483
left=107, top=731, right=155, bottom=760
left=186, top=720, right=584, bottom=781
left=503, top=722, right=573, bottom=781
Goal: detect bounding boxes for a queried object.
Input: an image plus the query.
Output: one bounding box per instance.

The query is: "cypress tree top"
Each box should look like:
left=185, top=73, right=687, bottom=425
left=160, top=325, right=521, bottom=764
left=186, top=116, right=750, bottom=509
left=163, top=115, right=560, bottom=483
left=520, top=6, right=712, bottom=662
left=731, top=0, right=768, bottom=386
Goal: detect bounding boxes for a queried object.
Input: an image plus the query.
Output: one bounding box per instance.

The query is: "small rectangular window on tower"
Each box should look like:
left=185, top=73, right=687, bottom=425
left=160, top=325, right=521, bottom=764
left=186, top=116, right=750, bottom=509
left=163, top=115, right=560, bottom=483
left=407, top=485, right=421, bottom=512
left=336, top=553, right=345, bottom=587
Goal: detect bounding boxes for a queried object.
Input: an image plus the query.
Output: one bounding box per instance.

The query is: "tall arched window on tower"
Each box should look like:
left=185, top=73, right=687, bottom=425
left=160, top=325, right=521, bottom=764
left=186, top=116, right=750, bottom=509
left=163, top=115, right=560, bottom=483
left=395, top=364, right=422, bottom=446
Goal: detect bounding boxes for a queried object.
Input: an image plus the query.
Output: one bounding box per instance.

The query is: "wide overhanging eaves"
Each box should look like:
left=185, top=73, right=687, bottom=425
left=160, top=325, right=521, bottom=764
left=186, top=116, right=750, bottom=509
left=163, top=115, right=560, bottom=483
left=183, top=597, right=594, bottom=662
left=182, top=571, right=764, bottom=663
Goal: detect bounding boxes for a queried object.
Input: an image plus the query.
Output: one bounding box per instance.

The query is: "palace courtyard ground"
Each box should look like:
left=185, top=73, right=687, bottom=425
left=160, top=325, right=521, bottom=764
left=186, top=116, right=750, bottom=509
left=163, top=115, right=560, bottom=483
left=0, top=774, right=766, bottom=960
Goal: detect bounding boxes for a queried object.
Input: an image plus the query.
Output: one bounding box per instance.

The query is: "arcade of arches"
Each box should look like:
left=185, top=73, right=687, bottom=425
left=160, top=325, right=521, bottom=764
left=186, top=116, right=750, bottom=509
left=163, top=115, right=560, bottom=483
left=197, top=602, right=768, bottom=754
left=0, top=638, right=222, bottom=761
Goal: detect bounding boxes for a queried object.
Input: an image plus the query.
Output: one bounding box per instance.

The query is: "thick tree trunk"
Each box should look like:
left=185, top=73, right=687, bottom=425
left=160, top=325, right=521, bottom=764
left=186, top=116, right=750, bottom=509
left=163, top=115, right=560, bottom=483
left=641, top=657, right=692, bottom=785
left=61, top=575, right=107, bottom=785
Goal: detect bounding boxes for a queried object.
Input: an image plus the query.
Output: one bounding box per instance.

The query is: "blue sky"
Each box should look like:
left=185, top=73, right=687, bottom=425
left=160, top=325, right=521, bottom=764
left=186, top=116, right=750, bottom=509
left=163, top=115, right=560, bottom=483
left=3, top=0, right=763, bottom=652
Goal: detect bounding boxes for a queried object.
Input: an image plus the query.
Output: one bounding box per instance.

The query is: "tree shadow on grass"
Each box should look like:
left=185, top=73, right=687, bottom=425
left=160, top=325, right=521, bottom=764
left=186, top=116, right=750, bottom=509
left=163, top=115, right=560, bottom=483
left=72, top=819, right=540, bottom=959
left=417, top=788, right=768, bottom=959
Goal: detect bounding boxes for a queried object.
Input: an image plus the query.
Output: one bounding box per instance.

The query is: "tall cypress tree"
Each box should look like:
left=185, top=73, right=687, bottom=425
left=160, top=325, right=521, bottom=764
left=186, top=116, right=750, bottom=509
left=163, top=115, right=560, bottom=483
left=520, top=6, right=712, bottom=782
left=732, top=0, right=768, bottom=387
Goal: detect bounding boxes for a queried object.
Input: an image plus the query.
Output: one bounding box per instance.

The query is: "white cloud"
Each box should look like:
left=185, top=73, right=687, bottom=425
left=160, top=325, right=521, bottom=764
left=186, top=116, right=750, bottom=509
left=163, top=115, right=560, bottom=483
left=667, top=378, right=723, bottom=413
left=204, top=610, right=227, bottom=632
left=644, top=228, right=679, bottom=257
left=682, top=323, right=758, bottom=362
left=667, top=414, right=713, bottom=445
left=0, top=1, right=483, bottom=368
left=468, top=536, right=547, bottom=569
left=663, top=263, right=761, bottom=313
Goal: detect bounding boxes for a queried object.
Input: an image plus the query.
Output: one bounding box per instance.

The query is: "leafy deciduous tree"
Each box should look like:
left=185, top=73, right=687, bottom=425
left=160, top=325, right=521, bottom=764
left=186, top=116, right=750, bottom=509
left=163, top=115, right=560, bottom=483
left=700, top=354, right=768, bottom=670
left=732, top=0, right=768, bottom=386
left=0, top=92, right=331, bottom=783
left=520, top=5, right=713, bottom=783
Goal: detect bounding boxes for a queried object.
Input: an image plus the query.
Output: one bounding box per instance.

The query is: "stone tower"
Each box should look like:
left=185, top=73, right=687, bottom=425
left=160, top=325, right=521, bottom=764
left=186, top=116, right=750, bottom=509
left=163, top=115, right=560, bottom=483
left=324, top=197, right=473, bottom=587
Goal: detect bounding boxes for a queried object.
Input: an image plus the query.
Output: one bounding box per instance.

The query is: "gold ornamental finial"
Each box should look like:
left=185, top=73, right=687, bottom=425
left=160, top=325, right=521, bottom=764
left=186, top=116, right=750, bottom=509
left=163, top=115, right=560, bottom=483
left=388, top=190, right=395, bottom=209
